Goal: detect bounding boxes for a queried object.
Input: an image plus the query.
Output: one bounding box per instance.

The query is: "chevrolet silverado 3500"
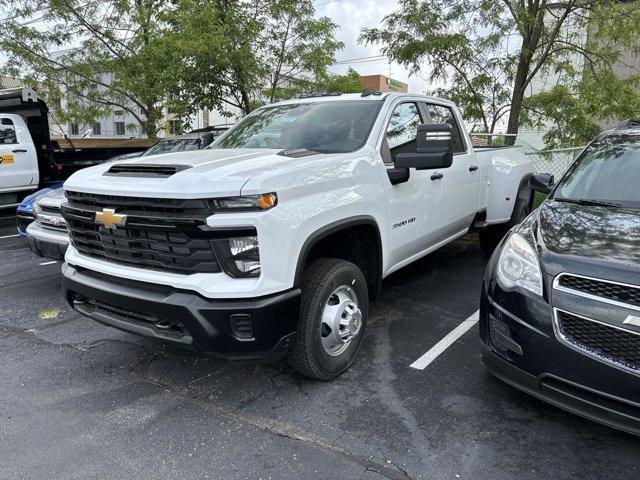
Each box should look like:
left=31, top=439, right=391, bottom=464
left=61, top=93, right=535, bottom=380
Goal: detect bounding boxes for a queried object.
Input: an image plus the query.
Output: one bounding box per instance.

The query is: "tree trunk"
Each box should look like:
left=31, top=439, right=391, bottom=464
left=505, top=42, right=533, bottom=145
left=145, top=105, right=158, bottom=140
left=241, top=89, right=252, bottom=114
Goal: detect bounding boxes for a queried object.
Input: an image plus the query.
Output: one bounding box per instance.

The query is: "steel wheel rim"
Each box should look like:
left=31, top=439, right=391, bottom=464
left=320, top=285, right=362, bottom=356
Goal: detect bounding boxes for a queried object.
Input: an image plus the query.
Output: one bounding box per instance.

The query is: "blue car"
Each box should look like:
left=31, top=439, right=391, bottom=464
left=16, top=183, right=63, bottom=235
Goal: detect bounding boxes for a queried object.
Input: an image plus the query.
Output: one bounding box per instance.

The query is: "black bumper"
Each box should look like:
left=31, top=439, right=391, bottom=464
left=62, top=263, right=301, bottom=361
left=480, top=281, right=640, bottom=436
left=28, top=237, right=67, bottom=261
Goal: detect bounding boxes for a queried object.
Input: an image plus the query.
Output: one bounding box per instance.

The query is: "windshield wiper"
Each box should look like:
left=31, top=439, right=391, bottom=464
left=554, top=197, right=623, bottom=208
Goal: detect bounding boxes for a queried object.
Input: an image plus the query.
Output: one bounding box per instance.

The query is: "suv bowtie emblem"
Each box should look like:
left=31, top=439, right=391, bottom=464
left=623, top=315, right=640, bottom=327
left=95, top=208, right=127, bottom=228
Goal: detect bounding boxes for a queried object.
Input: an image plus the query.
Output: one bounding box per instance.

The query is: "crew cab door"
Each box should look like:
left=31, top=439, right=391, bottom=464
left=424, top=103, right=480, bottom=236
left=0, top=115, right=37, bottom=191
left=380, top=101, right=446, bottom=270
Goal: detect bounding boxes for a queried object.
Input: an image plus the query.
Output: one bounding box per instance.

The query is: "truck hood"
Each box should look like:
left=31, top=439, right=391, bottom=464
left=521, top=200, right=640, bottom=284
left=63, top=148, right=329, bottom=198
left=36, top=186, right=66, bottom=209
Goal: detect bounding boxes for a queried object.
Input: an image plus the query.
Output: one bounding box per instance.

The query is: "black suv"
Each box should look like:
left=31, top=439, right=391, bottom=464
left=480, top=121, right=640, bottom=435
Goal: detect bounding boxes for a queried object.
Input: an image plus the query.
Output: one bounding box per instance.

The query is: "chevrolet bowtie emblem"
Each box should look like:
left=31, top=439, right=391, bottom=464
left=95, top=208, right=127, bottom=228
left=624, top=315, right=640, bottom=327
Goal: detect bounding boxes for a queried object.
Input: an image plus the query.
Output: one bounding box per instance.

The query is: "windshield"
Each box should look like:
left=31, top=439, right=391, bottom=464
left=554, top=134, right=640, bottom=209
left=143, top=138, right=201, bottom=156
left=213, top=101, right=382, bottom=153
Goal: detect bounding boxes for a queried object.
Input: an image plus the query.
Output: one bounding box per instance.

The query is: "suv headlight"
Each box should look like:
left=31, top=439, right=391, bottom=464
left=212, top=232, right=261, bottom=278
left=496, top=233, right=543, bottom=296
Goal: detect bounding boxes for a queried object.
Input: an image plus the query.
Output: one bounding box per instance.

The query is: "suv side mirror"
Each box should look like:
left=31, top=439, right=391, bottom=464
left=394, top=123, right=453, bottom=170
left=529, top=173, right=554, bottom=194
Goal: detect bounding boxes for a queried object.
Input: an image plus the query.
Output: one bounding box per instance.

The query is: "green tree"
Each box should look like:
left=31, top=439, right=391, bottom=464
left=262, top=0, right=344, bottom=102
left=361, top=0, right=640, bottom=144
left=0, top=0, right=184, bottom=138
left=314, top=68, right=364, bottom=94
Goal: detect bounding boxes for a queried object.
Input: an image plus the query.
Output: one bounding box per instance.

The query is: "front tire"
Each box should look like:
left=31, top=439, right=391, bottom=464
left=288, top=258, right=368, bottom=380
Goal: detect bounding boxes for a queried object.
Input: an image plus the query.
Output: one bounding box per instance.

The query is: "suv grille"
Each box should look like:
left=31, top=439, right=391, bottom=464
left=558, top=275, right=640, bottom=308
left=63, top=191, right=221, bottom=274
left=106, top=164, right=191, bottom=178
left=557, top=310, right=640, bottom=372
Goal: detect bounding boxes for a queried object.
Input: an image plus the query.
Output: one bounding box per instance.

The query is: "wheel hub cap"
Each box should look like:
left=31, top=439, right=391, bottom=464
left=320, top=285, right=362, bottom=356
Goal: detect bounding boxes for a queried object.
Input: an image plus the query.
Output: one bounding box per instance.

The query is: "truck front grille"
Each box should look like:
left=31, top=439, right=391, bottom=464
left=556, top=310, right=640, bottom=372
left=63, top=191, right=221, bottom=274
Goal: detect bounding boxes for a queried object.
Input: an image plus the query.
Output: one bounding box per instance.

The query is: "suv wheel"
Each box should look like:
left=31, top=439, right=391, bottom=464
left=288, top=258, right=368, bottom=380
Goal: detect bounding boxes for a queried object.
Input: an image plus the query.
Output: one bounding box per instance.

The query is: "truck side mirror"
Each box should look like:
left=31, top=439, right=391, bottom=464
left=529, top=173, right=554, bottom=194
left=394, top=123, right=453, bottom=170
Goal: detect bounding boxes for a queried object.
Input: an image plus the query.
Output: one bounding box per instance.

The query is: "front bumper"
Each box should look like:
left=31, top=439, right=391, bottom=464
left=25, top=222, right=68, bottom=260
left=62, top=263, right=301, bottom=361
left=480, top=281, right=640, bottom=436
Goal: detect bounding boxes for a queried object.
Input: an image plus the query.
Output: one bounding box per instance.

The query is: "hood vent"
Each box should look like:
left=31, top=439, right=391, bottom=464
left=105, top=163, right=191, bottom=178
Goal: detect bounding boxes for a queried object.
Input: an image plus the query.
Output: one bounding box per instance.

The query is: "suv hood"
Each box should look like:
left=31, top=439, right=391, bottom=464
left=523, top=200, right=640, bottom=283
left=63, top=148, right=318, bottom=198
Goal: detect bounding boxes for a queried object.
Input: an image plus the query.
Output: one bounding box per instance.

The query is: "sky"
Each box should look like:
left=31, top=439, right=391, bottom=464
left=316, top=0, right=430, bottom=93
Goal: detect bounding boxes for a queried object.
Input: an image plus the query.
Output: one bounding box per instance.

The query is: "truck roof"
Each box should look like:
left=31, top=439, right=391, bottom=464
left=270, top=92, right=454, bottom=107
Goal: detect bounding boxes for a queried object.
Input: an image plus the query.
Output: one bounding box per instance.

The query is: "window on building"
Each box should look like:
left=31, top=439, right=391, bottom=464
left=0, top=118, right=18, bottom=144
left=115, top=121, right=126, bottom=136
left=70, top=123, right=79, bottom=136
left=426, top=104, right=466, bottom=154
left=114, top=110, right=124, bottom=117
left=93, top=122, right=101, bottom=135
left=381, top=102, right=423, bottom=165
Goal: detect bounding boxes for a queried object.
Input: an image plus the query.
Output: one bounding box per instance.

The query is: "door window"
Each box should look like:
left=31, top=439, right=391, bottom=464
left=0, top=119, right=18, bottom=144
left=426, top=104, right=466, bottom=154
left=381, top=102, right=422, bottom=164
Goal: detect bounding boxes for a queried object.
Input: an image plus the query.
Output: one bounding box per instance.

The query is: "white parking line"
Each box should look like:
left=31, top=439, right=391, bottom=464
left=409, top=310, right=480, bottom=370
left=0, top=234, right=19, bottom=239
left=40, top=261, right=57, bottom=266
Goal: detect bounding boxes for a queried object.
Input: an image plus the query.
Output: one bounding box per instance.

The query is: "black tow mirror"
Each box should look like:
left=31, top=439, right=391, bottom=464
left=394, top=123, right=453, bottom=170
left=529, top=173, right=554, bottom=194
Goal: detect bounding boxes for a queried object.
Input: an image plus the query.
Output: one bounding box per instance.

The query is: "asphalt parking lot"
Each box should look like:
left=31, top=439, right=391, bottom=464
left=1, top=217, right=639, bottom=480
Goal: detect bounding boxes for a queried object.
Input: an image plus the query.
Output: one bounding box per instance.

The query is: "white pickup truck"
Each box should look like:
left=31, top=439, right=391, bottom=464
left=61, top=92, right=535, bottom=380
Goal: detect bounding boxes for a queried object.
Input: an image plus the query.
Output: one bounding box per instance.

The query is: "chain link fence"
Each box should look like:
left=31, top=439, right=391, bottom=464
left=469, top=133, right=584, bottom=179
left=524, top=146, right=584, bottom=179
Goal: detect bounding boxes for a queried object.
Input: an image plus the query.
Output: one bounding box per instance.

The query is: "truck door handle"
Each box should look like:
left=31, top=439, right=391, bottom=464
left=12, top=149, right=27, bottom=153
left=430, top=173, right=444, bottom=181
left=469, top=165, right=479, bottom=172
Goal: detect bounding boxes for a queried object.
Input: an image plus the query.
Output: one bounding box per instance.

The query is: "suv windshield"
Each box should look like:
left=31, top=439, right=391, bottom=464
left=213, top=101, right=381, bottom=153
left=554, top=134, right=640, bottom=209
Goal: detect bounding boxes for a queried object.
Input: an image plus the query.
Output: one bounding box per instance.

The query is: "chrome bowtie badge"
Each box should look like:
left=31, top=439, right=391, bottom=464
left=95, top=208, right=127, bottom=228
left=623, top=315, right=640, bottom=327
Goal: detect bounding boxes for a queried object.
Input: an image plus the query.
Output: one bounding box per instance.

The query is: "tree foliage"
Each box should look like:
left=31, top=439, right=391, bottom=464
left=361, top=0, right=640, bottom=146
left=0, top=0, right=344, bottom=136
left=314, top=67, right=364, bottom=94
left=1, top=0, right=182, bottom=138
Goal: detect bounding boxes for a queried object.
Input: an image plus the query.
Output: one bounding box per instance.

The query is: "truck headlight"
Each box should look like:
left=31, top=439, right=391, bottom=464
left=212, top=233, right=261, bottom=278
left=496, top=233, right=543, bottom=296
left=212, top=193, right=277, bottom=212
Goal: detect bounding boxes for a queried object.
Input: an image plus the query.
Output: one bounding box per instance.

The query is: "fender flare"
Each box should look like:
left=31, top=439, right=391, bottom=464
left=516, top=172, right=535, bottom=211
left=293, top=215, right=383, bottom=295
